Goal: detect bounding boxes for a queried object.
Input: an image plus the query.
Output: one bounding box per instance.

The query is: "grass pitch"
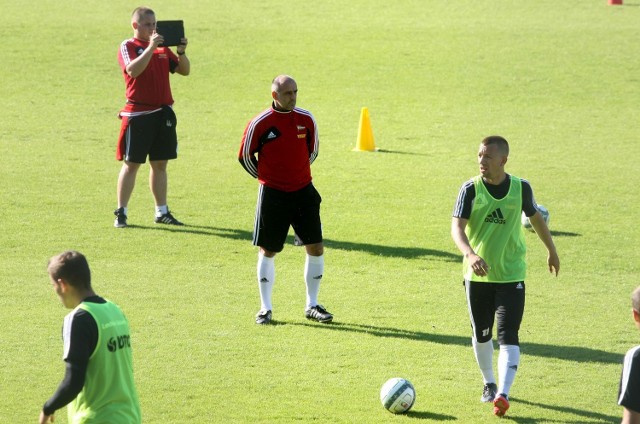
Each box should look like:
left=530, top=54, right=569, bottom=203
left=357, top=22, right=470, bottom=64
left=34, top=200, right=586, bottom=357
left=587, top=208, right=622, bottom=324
left=2, top=0, right=640, bottom=422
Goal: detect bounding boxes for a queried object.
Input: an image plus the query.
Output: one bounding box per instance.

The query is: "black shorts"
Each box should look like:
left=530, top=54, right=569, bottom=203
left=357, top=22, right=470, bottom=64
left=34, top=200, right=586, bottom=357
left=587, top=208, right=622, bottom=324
left=464, top=280, right=525, bottom=345
left=121, top=107, right=178, bottom=163
left=253, top=183, right=322, bottom=252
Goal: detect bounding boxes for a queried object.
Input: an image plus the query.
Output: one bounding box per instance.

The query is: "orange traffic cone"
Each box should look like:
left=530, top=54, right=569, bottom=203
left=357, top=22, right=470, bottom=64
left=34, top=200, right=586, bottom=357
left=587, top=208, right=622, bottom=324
left=608, top=0, right=622, bottom=4
left=353, top=107, right=378, bottom=151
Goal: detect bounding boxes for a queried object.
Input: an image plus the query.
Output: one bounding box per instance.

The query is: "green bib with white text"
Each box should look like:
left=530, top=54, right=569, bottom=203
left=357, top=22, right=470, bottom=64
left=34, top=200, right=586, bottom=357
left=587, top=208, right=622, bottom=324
left=68, top=301, right=141, bottom=424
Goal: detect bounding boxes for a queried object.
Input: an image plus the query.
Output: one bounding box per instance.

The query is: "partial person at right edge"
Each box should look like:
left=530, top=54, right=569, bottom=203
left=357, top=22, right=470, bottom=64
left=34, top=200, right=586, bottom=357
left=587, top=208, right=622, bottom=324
left=238, top=75, right=333, bottom=325
left=618, top=286, right=640, bottom=424
left=114, top=6, right=190, bottom=228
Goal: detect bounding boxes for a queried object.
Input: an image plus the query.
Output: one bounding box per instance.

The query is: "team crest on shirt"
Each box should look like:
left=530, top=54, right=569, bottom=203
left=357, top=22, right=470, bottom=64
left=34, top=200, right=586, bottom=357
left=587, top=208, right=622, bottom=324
left=297, top=125, right=307, bottom=139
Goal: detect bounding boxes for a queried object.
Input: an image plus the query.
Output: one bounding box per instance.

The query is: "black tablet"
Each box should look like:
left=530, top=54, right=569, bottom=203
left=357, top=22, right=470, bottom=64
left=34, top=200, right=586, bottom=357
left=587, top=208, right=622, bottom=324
left=156, top=20, right=184, bottom=47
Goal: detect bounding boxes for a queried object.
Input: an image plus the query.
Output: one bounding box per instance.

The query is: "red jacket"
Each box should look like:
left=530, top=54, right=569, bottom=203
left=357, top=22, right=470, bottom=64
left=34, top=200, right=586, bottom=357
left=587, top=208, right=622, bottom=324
left=239, top=106, right=318, bottom=192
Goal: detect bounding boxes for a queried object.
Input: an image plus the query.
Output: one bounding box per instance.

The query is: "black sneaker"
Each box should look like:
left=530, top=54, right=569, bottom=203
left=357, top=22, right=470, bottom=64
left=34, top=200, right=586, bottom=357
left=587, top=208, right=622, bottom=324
left=305, top=305, right=333, bottom=323
left=255, top=309, right=272, bottom=325
left=114, top=208, right=127, bottom=228
left=154, top=211, right=184, bottom=225
left=481, top=382, right=498, bottom=403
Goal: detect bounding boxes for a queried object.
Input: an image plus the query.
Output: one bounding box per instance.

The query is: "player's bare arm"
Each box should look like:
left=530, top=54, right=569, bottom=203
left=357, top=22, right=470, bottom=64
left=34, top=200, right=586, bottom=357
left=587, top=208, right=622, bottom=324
left=175, top=38, right=190, bottom=76
left=451, top=217, right=489, bottom=277
left=529, top=212, right=560, bottom=276
left=126, top=32, right=164, bottom=78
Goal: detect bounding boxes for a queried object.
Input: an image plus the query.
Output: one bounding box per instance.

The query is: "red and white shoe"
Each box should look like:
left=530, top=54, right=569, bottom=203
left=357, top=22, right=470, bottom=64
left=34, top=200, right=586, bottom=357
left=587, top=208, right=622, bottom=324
left=493, top=393, right=510, bottom=417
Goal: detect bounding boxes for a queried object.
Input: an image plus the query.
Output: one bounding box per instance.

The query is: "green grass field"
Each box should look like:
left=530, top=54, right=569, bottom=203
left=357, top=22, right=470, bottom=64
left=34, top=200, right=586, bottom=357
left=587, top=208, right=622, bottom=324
left=2, top=0, right=640, bottom=422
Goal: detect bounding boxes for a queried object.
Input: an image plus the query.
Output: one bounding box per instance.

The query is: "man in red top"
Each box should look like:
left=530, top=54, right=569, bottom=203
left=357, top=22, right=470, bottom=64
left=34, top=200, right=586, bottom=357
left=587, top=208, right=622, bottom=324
left=114, top=7, right=190, bottom=228
left=239, top=75, right=333, bottom=325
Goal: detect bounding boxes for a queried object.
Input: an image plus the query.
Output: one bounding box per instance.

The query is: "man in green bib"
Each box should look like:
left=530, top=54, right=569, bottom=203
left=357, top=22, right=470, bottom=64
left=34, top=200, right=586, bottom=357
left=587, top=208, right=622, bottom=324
left=451, top=136, right=560, bottom=417
left=39, top=251, right=141, bottom=423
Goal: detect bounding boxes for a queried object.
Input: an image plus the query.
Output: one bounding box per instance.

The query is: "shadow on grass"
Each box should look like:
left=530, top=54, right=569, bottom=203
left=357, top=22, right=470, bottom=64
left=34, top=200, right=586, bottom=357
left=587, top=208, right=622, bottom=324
left=549, top=230, right=580, bottom=237
left=117, top=224, right=215, bottom=235
left=287, top=322, right=623, bottom=365
left=374, top=148, right=431, bottom=156
left=133, top=225, right=460, bottom=261
left=118, top=224, right=579, bottom=257
left=501, top=397, right=619, bottom=424
left=404, top=409, right=456, bottom=420
left=323, top=238, right=458, bottom=261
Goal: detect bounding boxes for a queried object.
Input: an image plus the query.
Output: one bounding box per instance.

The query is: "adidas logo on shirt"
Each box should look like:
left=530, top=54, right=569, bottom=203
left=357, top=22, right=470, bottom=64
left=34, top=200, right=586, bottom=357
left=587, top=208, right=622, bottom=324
left=485, top=208, right=506, bottom=224
left=267, top=131, right=277, bottom=139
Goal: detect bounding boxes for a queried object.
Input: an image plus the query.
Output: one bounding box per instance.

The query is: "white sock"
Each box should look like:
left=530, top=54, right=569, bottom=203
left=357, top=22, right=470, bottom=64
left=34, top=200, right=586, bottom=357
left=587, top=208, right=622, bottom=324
left=156, top=205, right=168, bottom=217
left=473, top=338, right=496, bottom=384
left=304, top=254, right=324, bottom=309
left=498, top=344, right=520, bottom=396
left=257, top=253, right=275, bottom=311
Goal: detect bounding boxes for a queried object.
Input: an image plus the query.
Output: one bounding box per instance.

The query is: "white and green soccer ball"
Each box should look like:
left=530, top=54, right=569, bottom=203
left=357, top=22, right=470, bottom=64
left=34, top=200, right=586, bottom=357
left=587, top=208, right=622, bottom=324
left=522, top=204, right=550, bottom=231
left=380, top=377, right=415, bottom=414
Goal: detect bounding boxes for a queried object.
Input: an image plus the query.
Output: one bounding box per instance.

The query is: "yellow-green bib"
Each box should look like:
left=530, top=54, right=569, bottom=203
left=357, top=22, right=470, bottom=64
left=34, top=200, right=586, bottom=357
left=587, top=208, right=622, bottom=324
left=464, top=175, right=526, bottom=282
left=68, top=300, right=141, bottom=424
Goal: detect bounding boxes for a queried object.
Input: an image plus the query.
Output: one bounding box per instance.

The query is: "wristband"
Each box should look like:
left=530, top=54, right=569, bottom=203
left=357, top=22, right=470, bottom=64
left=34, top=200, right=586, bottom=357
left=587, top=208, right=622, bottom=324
left=177, top=51, right=185, bottom=55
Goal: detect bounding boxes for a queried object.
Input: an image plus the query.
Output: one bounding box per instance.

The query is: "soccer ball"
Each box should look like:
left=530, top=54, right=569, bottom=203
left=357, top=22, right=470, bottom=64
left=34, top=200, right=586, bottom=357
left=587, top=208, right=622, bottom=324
left=380, top=378, right=416, bottom=414
left=522, top=204, right=550, bottom=231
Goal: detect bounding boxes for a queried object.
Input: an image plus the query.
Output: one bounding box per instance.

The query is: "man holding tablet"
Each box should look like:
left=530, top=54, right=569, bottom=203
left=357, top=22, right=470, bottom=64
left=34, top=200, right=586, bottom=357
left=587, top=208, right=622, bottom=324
left=114, top=7, right=190, bottom=228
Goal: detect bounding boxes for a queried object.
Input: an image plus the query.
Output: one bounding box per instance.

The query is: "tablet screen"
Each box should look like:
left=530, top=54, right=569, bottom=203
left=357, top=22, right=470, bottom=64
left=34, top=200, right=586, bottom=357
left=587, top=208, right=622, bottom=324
left=156, top=20, right=184, bottom=47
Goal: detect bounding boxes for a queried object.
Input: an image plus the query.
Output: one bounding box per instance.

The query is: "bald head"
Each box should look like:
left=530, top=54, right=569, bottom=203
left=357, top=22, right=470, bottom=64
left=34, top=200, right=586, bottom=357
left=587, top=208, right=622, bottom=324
left=271, top=75, right=298, bottom=111
left=272, top=75, right=295, bottom=92
left=633, top=287, right=640, bottom=312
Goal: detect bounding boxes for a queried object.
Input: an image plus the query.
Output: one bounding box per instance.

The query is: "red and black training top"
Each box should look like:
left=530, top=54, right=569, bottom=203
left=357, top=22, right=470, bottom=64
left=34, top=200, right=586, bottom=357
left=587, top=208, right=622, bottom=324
left=118, top=37, right=179, bottom=113
left=239, top=105, right=318, bottom=193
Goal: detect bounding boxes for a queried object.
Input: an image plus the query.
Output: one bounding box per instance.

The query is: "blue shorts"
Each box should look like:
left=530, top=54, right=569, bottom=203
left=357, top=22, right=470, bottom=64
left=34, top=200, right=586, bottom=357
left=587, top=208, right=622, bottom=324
left=253, top=183, right=322, bottom=252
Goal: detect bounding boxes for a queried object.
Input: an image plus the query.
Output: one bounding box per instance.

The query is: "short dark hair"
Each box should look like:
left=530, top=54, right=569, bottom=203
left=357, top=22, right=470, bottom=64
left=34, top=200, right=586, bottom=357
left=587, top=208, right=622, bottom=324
left=633, top=287, right=640, bottom=312
left=481, top=135, right=509, bottom=156
left=48, top=251, right=91, bottom=290
left=132, top=6, right=155, bottom=22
